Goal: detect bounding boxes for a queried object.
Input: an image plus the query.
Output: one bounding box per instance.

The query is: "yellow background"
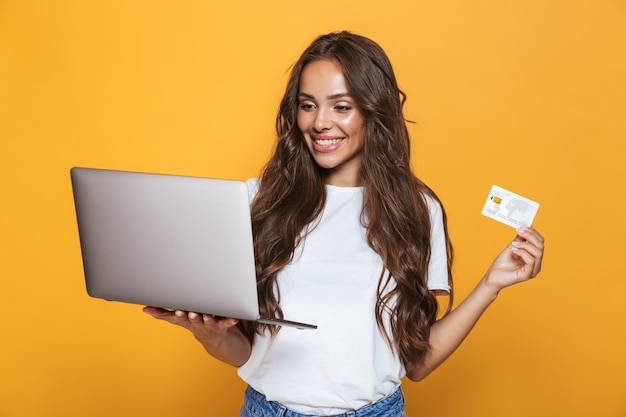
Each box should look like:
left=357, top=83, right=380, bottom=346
left=1, top=1, right=625, bottom=416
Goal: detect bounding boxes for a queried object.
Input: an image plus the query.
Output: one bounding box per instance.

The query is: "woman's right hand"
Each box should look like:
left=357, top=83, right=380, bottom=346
left=143, top=307, right=238, bottom=340
left=143, top=307, right=251, bottom=367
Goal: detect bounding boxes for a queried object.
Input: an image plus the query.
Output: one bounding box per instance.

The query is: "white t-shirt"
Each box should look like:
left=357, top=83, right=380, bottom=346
left=238, top=179, right=449, bottom=415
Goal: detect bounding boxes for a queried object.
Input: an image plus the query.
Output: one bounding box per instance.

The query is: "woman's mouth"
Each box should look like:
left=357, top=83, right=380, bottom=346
left=314, top=138, right=344, bottom=147
left=311, top=136, right=346, bottom=153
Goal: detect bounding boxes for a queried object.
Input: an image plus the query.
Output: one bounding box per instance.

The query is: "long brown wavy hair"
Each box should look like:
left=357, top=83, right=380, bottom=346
left=237, top=31, right=454, bottom=367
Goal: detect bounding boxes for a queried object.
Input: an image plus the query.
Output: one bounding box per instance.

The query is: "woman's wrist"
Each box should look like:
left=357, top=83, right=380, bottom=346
left=479, top=274, right=501, bottom=302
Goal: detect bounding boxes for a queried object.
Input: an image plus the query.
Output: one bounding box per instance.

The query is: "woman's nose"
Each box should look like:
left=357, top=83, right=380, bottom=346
left=314, top=108, right=332, bottom=131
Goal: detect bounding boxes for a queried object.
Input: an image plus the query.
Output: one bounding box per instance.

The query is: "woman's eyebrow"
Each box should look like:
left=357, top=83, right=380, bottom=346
left=297, top=92, right=351, bottom=100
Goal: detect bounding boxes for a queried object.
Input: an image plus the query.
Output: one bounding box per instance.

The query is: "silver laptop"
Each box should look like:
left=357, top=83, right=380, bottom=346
left=70, top=167, right=316, bottom=330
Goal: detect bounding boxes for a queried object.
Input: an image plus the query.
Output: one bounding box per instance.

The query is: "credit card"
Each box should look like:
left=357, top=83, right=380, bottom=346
left=481, top=185, right=539, bottom=228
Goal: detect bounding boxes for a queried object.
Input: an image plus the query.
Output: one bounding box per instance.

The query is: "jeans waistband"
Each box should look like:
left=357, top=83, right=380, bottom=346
left=240, top=385, right=405, bottom=417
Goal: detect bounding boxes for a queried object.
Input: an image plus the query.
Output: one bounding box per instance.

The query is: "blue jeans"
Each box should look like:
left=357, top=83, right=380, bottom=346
left=239, top=385, right=406, bottom=417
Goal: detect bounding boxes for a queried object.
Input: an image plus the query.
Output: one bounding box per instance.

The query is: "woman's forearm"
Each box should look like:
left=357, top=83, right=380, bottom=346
left=195, top=325, right=252, bottom=367
left=406, top=278, right=499, bottom=381
left=407, top=228, right=544, bottom=381
left=143, top=307, right=252, bottom=368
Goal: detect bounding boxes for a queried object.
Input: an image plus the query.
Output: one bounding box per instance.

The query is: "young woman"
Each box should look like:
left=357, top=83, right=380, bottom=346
left=144, top=31, right=544, bottom=417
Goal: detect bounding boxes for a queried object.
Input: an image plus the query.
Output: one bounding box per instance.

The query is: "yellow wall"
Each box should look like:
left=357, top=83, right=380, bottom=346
left=1, top=1, right=625, bottom=416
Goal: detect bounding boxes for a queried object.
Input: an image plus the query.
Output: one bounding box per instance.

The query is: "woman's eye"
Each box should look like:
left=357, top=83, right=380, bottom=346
left=335, top=104, right=352, bottom=112
left=299, top=102, right=315, bottom=110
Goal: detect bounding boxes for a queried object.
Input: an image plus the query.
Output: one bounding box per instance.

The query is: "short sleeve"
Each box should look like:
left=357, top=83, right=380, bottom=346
left=245, top=178, right=259, bottom=205
left=425, top=195, right=450, bottom=293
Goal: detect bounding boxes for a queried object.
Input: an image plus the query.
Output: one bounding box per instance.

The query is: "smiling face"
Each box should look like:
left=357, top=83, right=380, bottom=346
left=297, top=59, right=366, bottom=187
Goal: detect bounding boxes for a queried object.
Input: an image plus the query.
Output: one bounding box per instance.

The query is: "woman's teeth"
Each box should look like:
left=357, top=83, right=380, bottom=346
left=315, top=138, right=343, bottom=146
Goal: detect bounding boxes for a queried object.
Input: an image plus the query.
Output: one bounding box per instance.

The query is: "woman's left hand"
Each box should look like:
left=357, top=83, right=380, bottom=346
left=484, top=227, right=545, bottom=293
